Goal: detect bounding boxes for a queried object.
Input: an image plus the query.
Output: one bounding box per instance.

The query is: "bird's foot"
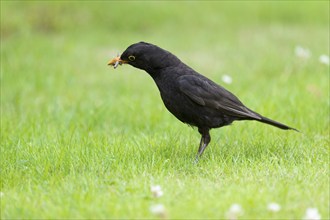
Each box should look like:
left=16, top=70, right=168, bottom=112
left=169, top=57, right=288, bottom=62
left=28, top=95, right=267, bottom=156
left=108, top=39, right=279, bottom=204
left=193, top=155, right=200, bottom=164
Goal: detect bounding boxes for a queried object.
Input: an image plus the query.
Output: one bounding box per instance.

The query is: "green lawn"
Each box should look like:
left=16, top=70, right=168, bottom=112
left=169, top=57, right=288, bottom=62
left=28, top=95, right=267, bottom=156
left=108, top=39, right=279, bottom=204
left=1, top=1, right=329, bottom=219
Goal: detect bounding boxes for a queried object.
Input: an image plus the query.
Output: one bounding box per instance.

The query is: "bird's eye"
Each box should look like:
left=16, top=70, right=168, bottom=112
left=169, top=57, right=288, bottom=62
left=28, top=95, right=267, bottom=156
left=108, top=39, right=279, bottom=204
left=128, top=55, right=135, bottom=61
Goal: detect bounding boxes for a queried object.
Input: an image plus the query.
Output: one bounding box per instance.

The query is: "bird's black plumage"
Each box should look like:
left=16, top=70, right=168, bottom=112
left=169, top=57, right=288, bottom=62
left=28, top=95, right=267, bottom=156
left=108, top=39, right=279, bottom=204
left=108, top=42, right=297, bottom=159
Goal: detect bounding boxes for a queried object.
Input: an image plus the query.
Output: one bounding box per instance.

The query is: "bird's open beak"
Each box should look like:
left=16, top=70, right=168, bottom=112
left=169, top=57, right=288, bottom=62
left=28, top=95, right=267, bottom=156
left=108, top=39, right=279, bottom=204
left=108, top=55, right=127, bottom=69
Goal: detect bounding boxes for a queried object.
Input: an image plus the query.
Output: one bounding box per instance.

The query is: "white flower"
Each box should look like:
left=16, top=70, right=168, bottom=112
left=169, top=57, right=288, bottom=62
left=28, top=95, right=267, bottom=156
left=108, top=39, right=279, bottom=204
left=267, top=202, right=281, bottom=212
left=150, top=204, right=167, bottom=218
left=226, top=203, right=243, bottom=220
left=295, top=46, right=311, bottom=59
left=222, top=74, right=233, bottom=84
left=151, top=185, right=163, bottom=198
left=319, top=54, right=329, bottom=65
left=229, top=204, right=243, bottom=213
left=303, top=208, right=321, bottom=220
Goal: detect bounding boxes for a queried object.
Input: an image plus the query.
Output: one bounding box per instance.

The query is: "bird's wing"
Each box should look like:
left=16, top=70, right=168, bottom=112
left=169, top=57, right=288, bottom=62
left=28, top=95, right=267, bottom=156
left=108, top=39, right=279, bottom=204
left=178, top=75, right=262, bottom=120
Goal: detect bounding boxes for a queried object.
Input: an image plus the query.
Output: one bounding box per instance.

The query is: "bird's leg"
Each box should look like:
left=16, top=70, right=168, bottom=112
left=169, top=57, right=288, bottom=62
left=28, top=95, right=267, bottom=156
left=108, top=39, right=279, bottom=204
left=197, top=132, right=211, bottom=157
left=194, top=137, right=205, bottom=163
left=194, top=137, right=203, bottom=162
left=195, top=128, right=211, bottom=162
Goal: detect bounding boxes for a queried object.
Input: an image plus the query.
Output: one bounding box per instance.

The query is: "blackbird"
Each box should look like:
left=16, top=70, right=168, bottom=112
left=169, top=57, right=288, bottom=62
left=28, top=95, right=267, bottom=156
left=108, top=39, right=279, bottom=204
left=108, top=42, right=297, bottom=160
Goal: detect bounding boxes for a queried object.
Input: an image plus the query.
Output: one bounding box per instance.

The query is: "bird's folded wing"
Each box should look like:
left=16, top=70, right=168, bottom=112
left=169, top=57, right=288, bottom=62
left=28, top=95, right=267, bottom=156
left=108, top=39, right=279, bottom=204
left=178, top=75, right=262, bottom=120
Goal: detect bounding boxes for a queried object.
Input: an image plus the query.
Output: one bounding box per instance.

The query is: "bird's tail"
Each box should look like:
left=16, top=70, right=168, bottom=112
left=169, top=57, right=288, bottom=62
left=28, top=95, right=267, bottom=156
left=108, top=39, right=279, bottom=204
left=257, top=115, right=299, bottom=132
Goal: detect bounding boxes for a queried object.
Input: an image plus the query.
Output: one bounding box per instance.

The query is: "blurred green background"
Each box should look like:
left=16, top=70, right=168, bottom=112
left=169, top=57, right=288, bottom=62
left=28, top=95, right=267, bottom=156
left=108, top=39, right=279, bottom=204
left=1, top=1, right=329, bottom=219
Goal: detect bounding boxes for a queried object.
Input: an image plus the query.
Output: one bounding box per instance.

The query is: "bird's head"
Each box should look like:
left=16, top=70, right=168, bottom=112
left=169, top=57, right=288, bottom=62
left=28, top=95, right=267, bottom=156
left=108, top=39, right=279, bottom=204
left=108, top=42, right=181, bottom=72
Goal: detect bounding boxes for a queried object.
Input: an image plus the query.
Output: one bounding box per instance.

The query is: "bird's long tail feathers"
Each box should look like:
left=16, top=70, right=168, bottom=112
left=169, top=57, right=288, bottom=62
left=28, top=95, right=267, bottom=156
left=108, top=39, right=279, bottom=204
left=257, top=115, right=299, bottom=132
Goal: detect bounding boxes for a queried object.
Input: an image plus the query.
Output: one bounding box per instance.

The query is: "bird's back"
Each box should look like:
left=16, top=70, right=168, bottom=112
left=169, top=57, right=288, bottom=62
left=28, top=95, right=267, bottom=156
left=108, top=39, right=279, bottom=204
left=151, top=63, right=259, bottom=129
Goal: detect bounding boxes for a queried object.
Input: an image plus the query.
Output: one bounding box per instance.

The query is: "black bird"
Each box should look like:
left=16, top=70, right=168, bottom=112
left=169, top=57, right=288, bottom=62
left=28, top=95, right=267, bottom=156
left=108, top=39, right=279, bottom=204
left=108, top=42, right=297, bottom=160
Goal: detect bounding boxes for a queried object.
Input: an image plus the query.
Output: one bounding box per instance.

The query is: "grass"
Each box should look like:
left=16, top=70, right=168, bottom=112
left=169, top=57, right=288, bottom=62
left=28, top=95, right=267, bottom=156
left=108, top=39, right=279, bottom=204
left=1, top=1, right=329, bottom=219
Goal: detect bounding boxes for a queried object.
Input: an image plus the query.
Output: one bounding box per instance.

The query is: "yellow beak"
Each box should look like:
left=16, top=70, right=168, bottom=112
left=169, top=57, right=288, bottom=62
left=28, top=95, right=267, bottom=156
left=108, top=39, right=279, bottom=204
left=108, top=56, right=127, bottom=69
